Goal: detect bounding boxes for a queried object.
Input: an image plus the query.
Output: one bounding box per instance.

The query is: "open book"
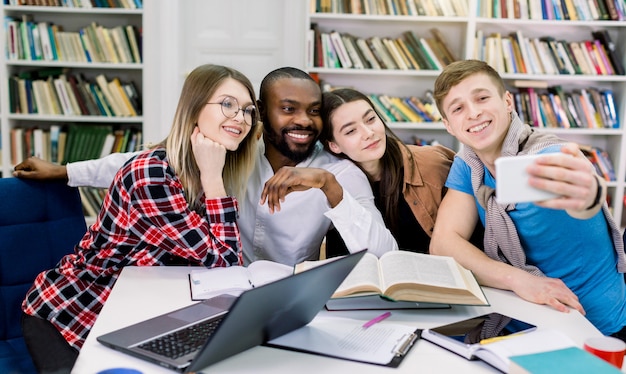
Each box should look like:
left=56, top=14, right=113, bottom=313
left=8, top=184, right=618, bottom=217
left=295, top=251, right=488, bottom=306
left=189, top=260, right=293, bottom=300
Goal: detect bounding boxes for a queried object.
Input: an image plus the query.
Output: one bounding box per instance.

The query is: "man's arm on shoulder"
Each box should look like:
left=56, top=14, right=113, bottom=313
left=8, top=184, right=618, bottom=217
left=14, top=152, right=137, bottom=188
left=69, top=152, right=138, bottom=187
left=430, top=189, right=584, bottom=314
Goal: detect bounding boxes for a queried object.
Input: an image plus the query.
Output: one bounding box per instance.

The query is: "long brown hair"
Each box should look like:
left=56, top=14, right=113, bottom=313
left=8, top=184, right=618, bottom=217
left=321, top=88, right=413, bottom=231
left=158, top=64, right=259, bottom=212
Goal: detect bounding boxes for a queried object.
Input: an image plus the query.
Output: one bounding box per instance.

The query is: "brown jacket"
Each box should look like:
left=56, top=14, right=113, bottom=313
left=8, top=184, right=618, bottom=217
left=400, top=143, right=455, bottom=237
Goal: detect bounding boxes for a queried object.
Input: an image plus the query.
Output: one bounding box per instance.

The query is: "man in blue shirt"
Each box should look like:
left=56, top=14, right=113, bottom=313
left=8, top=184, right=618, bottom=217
left=430, top=59, right=626, bottom=339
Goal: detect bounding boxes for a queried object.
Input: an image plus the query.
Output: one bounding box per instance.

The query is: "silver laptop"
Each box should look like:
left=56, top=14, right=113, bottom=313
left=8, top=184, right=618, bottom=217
left=97, top=250, right=366, bottom=372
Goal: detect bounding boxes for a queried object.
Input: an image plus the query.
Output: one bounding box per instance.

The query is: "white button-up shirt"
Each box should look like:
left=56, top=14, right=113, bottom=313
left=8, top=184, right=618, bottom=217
left=68, top=141, right=398, bottom=266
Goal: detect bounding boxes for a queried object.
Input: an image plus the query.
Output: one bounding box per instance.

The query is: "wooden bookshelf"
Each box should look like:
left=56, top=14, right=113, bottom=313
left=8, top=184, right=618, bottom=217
left=305, top=0, right=626, bottom=224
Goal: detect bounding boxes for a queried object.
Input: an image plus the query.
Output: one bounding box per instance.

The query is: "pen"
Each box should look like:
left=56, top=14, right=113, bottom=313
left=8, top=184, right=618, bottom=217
left=479, top=333, right=523, bottom=345
left=362, top=311, right=391, bottom=328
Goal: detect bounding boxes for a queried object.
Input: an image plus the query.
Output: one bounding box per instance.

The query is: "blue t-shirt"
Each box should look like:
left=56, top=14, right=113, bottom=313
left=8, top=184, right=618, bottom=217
left=445, top=149, right=626, bottom=335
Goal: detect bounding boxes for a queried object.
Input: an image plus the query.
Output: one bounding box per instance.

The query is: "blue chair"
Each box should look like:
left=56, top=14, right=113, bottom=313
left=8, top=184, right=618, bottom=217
left=0, top=178, right=87, bottom=374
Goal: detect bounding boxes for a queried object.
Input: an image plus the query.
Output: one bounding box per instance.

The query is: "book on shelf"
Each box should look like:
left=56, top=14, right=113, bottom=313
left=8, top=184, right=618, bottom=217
left=501, top=37, right=518, bottom=73
left=418, top=37, right=444, bottom=70
left=401, top=31, right=431, bottom=70
left=394, top=37, right=420, bottom=70
left=111, top=25, right=134, bottom=64
left=294, top=251, right=489, bottom=306
left=554, top=40, right=577, bottom=74
left=382, top=37, right=409, bottom=70
left=370, top=36, right=398, bottom=69
left=538, top=93, right=559, bottom=127
left=95, top=74, right=124, bottom=116
left=79, top=186, right=99, bottom=218
left=588, top=88, right=612, bottom=126
left=430, top=28, right=456, bottom=65
left=355, top=37, right=381, bottom=69
left=532, top=38, right=557, bottom=75
left=341, top=34, right=366, bottom=69
left=368, top=94, right=395, bottom=122
left=509, top=346, right=622, bottom=374
left=124, top=24, right=142, bottom=63
left=583, top=40, right=605, bottom=75
left=576, top=89, right=600, bottom=128
left=592, top=30, right=625, bottom=75
left=320, top=32, right=340, bottom=68
left=540, top=37, right=569, bottom=74
left=329, top=30, right=352, bottom=68
left=189, top=260, right=293, bottom=300
left=365, top=37, right=389, bottom=69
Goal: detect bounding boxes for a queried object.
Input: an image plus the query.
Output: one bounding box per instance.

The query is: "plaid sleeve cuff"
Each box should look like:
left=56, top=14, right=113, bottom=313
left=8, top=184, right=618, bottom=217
left=206, top=196, right=239, bottom=223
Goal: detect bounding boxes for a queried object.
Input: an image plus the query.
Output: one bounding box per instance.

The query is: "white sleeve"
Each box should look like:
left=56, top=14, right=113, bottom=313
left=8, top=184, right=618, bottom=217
left=67, top=152, right=138, bottom=188
left=323, top=162, right=398, bottom=257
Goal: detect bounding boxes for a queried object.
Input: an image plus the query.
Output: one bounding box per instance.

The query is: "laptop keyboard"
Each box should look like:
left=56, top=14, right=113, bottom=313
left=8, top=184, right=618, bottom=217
left=138, top=316, right=224, bottom=359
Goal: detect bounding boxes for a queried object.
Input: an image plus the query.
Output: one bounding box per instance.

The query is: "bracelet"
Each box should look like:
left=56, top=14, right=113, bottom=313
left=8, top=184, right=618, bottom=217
left=586, top=174, right=603, bottom=210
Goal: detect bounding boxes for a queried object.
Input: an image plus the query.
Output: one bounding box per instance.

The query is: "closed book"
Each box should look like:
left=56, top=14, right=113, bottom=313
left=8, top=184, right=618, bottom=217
left=430, top=28, right=456, bottom=64
left=124, top=25, right=141, bottom=63
left=593, top=40, right=614, bottom=75
left=341, top=34, right=365, bottom=69
left=329, top=30, right=352, bottom=68
left=394, top=37, right=420, bottom=70
left=370, top=36, right=397, bottom=69
left=401, top=31, right=431, bottom=69
left=382, top=38, right=408, bottom=70
left=602, top=0, right=620, bottom=19
left=602, top=89, right=619, bottom=127
left=568, top=42, right=592, bottom=75
left=592, top=30, right=625, bottom=75
left=540, top=37, right=568, bottom=74
left=95, top=74, right=123, bottom=116
left=549, top=85, right=578, bottom=127
left=365, top=37, right=389, bottom=69
left=509, top=347, right=622, bottom=373
left=355, top=37, right=381, bottom=69
left=418, top=37, right=444, bottom=70
left=556, top=40, right=579, bottom=74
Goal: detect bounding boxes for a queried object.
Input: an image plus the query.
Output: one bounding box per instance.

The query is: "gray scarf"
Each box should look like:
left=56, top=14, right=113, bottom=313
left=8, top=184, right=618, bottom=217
left=459, top=112, right=626, bottom=274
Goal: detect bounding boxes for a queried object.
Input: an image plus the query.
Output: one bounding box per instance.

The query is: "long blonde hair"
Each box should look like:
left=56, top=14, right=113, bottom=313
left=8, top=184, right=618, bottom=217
left=159, top=64, right=259, bottom=212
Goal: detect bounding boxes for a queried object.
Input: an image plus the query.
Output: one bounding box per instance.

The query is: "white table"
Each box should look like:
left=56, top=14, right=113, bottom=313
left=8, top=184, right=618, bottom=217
left=72, top=266, right=607, bottom=374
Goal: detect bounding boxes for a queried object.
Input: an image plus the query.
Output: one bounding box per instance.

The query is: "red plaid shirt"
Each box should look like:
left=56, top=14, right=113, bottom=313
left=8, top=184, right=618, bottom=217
left=22, top=149, right=242, bottom=349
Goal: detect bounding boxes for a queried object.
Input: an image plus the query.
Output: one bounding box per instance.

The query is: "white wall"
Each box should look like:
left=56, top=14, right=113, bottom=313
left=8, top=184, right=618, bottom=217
left=143, top=0, right=306, bottom=144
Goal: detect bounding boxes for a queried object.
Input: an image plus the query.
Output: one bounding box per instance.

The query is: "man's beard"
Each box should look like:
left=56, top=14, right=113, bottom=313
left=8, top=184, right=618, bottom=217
left=265, top=125, right=318, bottom=164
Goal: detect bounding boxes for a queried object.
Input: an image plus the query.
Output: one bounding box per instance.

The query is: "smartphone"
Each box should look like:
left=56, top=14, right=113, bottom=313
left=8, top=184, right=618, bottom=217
left=495, top=154, right=560, bottom=204
left=421, top=312, right=538, bottom=361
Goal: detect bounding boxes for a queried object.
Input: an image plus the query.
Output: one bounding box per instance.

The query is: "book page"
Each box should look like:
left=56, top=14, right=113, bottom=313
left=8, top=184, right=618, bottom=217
left=332, top=252, right=383, bottom=297
left=247, top=260, right=294, bottom=287
left=379, top=252, right=466, bottom=290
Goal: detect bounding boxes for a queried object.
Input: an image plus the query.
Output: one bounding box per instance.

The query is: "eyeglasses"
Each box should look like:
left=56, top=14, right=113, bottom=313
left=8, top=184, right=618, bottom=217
left=206, top=96, right=257, bottom=126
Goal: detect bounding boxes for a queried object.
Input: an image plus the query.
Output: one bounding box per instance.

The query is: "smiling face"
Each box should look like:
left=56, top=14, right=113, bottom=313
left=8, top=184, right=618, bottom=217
left=441, top=73, right=514, bottom=159
left=327, top=99, right=386, bottom=174
left=197, top=78, right=254, bottom=151
left=261, top=77, right=322, bottom=165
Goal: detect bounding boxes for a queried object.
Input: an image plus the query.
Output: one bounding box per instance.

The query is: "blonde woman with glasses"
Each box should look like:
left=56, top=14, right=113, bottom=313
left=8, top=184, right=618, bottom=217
left=21, top=64, right=259, bottom=373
